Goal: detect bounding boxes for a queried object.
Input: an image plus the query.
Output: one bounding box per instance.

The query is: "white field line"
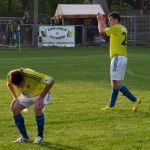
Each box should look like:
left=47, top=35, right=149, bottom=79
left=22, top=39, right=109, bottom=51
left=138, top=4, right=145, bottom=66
left=127, top=69, right=150, bottom=79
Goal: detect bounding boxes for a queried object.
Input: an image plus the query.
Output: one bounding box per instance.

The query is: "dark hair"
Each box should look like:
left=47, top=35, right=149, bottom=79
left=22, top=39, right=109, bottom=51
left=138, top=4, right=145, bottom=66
left=10, top=70, right=24, bottom=85
left=108, top=12, right=121, bottom=22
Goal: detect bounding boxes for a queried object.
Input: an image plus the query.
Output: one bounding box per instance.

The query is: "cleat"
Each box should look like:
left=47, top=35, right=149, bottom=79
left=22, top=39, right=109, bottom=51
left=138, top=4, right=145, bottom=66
left=132, top=99, right=141, bottom=112
left=12, top=137, right=29, bottom=143
left=102, top=106, right=113, bottom=111
left=33, top=136, right=43, bottom=144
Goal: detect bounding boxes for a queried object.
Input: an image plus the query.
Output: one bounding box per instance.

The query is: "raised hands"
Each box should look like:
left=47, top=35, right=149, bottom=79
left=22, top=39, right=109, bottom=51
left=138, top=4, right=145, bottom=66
left=97, top=13, right=105, bottom=22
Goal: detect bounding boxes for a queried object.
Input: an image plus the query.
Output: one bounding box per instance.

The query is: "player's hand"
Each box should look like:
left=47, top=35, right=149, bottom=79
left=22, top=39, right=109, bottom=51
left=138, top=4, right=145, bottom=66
left=97, top=13, right=105, bottom=25
left=97, top=13, right=104, bottom=21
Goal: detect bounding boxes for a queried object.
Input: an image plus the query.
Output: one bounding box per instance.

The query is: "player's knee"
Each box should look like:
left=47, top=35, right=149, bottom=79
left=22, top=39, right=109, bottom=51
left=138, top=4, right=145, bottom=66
left=34, top=107, right=42, bottom=115
left=10, top=101, right=22, bottom=115
left=112, top=85, right=118, bottom=89
left=11, top=105, right=19, bottom=115
left=10, top=100, right=16, bottom=112
left=112, top=84, right=120, bottom=89
left=112, top=80, right=121, bottom=89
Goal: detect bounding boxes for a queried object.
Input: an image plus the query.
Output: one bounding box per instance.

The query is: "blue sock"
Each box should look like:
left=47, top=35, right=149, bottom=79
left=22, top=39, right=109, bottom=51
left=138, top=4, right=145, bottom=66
left=14, top=114, right=29, bottom=139
left=119, top=85, right=137, bottom=102
left=109, top=87, right=119, bottom=107
left=36, top=114, right=45, bottom=138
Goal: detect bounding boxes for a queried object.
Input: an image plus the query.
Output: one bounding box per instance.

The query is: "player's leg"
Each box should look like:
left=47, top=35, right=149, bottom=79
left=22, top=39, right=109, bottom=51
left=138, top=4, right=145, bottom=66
left=113, top=56, right=134, bottom=101
left=117, top=56, right=141, bottom=111
left=102, top=80, right=121, bottom=111
left=33, top=93, right=52, bottom=143
left=110, top=80, right=121, bottom=106
left=118, top=84, right=141, bottom=111
left=102, top=56, right=121, bottom=110
left=11, top=100, right=29, bottom=142
left=110, top=56, right=122, bottom=107
left=34, top=114, right=44, bottom=144
left=33, top=96, right=45, bottom=144
left=118, top=84, right=137, bottom=102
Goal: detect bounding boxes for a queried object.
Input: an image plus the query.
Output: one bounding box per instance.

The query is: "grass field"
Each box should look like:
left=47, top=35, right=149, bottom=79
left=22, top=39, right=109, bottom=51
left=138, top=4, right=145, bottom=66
left=0, top=46, right=149, bottom=150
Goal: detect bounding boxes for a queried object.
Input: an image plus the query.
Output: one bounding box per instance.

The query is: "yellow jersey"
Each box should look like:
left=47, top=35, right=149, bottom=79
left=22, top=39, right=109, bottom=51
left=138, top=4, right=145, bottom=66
left=7, top=68, right=54, bottom=97
left=105, top=24, right=127, bottom=59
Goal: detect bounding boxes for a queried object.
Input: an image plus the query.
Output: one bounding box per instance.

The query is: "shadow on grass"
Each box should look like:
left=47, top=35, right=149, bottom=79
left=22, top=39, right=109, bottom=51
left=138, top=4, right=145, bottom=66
left=38, top=141, right=83, bottom=150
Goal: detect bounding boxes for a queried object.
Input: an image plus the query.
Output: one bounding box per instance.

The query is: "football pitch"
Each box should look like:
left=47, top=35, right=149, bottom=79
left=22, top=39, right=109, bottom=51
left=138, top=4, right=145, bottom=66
left=0, top=46, right=149, bottom=150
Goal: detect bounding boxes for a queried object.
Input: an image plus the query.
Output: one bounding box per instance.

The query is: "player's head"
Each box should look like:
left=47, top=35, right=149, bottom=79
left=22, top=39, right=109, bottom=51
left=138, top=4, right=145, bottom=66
left=108, top=12, right=121, bottom=26
left=10, top=70, right=25, bottom=87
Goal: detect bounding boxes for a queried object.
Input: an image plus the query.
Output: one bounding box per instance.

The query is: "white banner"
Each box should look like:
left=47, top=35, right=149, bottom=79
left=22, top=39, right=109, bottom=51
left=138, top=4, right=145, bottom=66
left=39, top=25, right=75, bottom=47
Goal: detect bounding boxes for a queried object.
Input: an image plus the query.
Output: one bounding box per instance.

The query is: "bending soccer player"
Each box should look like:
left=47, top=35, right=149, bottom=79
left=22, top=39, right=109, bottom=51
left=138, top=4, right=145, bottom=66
left=97, top=12, right=141, bottom=111
left=7, top=68, right=54, bottom=143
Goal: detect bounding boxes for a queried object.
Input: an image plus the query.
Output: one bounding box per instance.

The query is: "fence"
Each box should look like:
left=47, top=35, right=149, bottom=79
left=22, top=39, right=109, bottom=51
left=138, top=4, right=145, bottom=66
left=0, top=23, right=33, bottom=47
left=0, top=15, right=150, bottom=48
left=122, top=15, right=150, bottom=43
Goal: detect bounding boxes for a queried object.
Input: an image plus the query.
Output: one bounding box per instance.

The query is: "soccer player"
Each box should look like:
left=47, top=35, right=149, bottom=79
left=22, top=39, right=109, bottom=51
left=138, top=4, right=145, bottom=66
left=7, top=68, right=54, bottom=143
left=97, top=12, right=141, bottom=111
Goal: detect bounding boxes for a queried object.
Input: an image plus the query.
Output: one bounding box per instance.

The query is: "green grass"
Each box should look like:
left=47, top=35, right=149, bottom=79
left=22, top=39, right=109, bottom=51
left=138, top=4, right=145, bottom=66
left=0, top=46, right=150, bottom=150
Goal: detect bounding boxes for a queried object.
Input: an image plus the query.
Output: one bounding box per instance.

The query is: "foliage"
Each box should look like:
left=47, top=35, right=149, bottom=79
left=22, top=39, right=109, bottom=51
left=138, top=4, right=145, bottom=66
left=0, top=46, right=150, bottom=150
left=0, top=0, right=149, bottom=20
left=0, top=0, right=85, bottom=18
left=107, top=0, right=133, bottom=11
left=107, top=0, right=150, bottom=11
left=0, top=0, right=23, bottom=16
left=124, top=0, right=150, bottom=9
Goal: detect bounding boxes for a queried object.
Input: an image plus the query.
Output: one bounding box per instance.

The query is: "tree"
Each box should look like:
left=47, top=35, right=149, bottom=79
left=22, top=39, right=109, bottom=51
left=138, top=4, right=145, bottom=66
left=8, top=0, right=12, bottom=12
left=22, top=0, right=30, bottom=23
left=107, top=0, right=150, bottom=11
left=124, top=0, right=142, bottom=9
left=32, top=0, right=38, bottom=47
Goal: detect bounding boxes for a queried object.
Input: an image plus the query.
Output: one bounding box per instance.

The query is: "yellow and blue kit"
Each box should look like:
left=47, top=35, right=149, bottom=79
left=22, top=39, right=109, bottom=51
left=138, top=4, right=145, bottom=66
left=7, top=68, right=54, bottom=97
left=105, top=24, right=127, bottom=59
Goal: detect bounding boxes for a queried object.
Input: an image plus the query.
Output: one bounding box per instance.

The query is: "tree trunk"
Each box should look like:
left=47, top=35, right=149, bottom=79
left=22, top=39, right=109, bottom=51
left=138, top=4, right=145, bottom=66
left=107, top=0, right=112, bottom=10
left=22, top=0, right=29, bottom=23
left=32, top=0, right=38, bottom=47
left=144, top=0, right=150, bottom=9
left=8, top=0, right=12, bottom=13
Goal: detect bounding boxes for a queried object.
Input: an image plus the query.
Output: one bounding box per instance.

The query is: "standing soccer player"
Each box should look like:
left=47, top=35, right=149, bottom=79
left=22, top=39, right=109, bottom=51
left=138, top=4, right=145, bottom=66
left=97, top=12, right=141, bottom=111
left=7, top=68, right=54, bottom=143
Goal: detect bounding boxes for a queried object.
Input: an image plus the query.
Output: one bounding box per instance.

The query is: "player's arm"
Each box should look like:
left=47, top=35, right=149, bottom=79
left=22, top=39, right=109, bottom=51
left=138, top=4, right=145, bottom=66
left=97, top=13, right=106, bottom=34
left=7, top=82, right=18, bottom=99
left=39, top=80, right=54, bottom=100
left=7, top=72, right=18, bottom=99
left=34, top=78, right=54, bottom=110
